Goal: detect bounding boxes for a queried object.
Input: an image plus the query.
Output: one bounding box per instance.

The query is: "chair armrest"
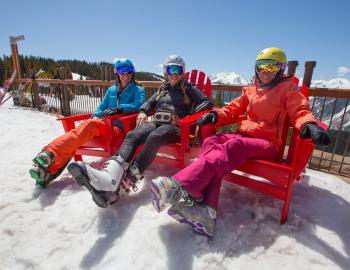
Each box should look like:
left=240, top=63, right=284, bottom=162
left=57, top=113, right=92, bottom=122
left=316, top=120, right=329, bottom=130
left=177, top=111, right=210, bottom=151
left=103, top=113, right=138, bottom=135
left=57, top=113, right=92, bottom=132
left=178, top=111, right=209, bottom=126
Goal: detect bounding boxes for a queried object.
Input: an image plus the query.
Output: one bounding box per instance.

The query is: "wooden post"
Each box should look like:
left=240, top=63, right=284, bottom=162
left=99, top=66, right=105, bottom=81
left=58, top=67, right=72, bottom=116
left=10, top=35, right=25, bottom=80
left=303, top=61, right=317, bottom=88
left=287, top=61, right=299, bottom=76
left=32, top=81, right=41, bottom=110
left=10, top=43, right=21, bottom=80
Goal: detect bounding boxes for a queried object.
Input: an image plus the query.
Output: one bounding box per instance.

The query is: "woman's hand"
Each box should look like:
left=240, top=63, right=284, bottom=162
left=136, top=112, right=147, bottom=126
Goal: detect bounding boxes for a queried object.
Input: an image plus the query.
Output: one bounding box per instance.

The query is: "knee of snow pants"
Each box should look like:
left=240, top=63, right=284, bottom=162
left=45, top=119, right=123, bottom=174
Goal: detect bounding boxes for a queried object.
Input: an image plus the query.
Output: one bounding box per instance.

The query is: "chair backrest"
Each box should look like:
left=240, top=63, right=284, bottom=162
left=184, top=70, right=211, bottom=97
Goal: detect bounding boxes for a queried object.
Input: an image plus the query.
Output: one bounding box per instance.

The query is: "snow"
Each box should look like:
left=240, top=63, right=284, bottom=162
left=72, top=72, right=87, bottom=80
left=1, top=97, right=350, bottom=270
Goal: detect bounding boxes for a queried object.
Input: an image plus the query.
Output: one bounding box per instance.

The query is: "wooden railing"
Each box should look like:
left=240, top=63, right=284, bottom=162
left=10, top=77, right=350, bottom=179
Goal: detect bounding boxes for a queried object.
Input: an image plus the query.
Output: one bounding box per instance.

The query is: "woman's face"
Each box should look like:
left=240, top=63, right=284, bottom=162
left=118, top=72, right=133, bottom=87
left=167, top=73, right=182, bottom=86
left=257, top=71, right=277, bottom=84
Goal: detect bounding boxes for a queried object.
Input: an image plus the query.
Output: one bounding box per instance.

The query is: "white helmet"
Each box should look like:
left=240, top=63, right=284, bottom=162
left=163, top=55, right=186, bottom=68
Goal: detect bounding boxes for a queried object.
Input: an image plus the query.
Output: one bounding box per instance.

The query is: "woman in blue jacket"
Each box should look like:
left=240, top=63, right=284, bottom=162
left=29, top=58, right=145, bottom=188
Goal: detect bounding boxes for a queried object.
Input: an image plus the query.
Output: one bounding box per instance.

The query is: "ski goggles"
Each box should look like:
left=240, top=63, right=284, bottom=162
left=255, top=60, right=283, bottom=74
left=166, top=65, right=183, bottom=76
left=114, top=65, right=135, bottom=75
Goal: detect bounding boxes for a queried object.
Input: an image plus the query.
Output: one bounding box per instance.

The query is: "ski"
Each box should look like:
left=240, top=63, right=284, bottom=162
left=0, top=69, right=17, bottom=105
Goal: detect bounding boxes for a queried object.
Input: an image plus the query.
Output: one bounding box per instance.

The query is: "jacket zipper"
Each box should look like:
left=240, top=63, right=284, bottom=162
left=246, top=93, right=257, bottom=131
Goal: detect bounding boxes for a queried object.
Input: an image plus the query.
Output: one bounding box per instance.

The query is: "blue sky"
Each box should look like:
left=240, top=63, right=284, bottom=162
left=0, top=0, right=349, bottom=80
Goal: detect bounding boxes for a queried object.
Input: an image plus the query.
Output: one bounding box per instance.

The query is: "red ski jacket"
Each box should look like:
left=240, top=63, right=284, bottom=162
left=214, top=76, right=315, bottom=148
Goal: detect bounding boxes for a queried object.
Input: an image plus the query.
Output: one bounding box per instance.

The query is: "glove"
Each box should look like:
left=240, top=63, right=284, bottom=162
left=196, top=112, right=218, bottom=126
left=300, top=122, right=331, bottom=146
left=103, top=107, right=123, bottom=116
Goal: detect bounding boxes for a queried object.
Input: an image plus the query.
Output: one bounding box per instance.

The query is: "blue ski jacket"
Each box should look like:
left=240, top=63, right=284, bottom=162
left=92, top=82, right=145, bottom=118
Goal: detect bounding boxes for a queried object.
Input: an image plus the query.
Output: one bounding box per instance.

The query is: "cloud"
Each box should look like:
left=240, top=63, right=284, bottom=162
left=337, top=66, right=350, bottom=77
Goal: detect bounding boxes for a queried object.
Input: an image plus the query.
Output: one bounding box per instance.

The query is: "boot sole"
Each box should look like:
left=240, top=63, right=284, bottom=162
left=67, top=163, right=109, bottom=208
left=167, top=208, right=213, bottom=237
left=149, top=180, right=167, bottom=213
left=29, top=168, right=46, bottom=188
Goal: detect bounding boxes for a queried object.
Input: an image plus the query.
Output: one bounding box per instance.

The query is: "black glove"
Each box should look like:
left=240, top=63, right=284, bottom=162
left=103, top=107, right=123, bottom=116
left=300, top=122, right=331, bottom=145
left=196, top=112, right=218, bottom=126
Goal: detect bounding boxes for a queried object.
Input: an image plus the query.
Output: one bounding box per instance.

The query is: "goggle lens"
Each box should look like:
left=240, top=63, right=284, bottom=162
left=114, top=65, right=135, bottom=75
left=255, top=60, right=282, bottom=74
left=166, top=65, right=183, bottom=76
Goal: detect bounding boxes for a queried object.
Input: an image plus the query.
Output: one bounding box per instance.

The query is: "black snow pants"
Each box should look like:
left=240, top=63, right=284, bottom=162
left=116, top=122, right=181, bottom=173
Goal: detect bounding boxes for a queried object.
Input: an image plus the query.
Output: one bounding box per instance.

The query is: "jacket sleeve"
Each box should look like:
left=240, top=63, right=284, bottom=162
left=119, top=86, right=146, bottom=113
left=139, top=91, right=158, bottom=115
left=284, top=85, right=315, bottom=130
left=92, top=86, right=112, bottom=118
left=188, top=84, right=213, bottom=113
left=215, top=88, right=249, bottom=126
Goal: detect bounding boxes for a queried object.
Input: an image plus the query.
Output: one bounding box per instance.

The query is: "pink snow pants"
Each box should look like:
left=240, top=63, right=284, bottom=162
left=173, top=133, right=277, bottom=209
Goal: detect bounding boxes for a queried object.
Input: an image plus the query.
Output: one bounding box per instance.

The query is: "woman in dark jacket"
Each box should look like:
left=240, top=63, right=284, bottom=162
left=68, top=55, right=213, bottom=208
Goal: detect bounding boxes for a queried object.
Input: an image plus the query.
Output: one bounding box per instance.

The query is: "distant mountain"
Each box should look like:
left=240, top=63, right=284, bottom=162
left=311, top=78, right=350, bottom=89
left=209, top=72, right=249, bottom=85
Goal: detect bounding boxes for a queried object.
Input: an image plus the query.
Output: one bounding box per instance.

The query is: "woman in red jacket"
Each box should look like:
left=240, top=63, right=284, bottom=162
left=149, top=47, right=331, bottom=237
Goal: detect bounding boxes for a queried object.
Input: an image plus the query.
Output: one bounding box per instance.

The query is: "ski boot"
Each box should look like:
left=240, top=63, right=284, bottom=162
left=29, top=150, right=55, bottom=188
left=30, top=157, right=69, bottom=188
left=167, top=201, right=216, bottom=237
left=32, top=150, right=54, bottom=168
left=68, top=155, right=128, bottom=208
left=149, top=176, right=193, bottom=213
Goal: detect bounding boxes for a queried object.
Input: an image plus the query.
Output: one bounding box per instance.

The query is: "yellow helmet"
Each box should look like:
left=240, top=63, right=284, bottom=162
left=256, top=47, right=287, bottom=64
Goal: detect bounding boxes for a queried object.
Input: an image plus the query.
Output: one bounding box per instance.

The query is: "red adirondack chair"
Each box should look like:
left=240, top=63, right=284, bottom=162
left=217, top=79, right=320, bottom=223
left=154, top=70, right=212, bottom=168
left=57, top=113, right=138, bottom=161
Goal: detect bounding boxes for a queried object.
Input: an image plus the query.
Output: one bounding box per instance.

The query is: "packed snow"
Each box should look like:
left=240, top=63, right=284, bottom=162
left=0, top=96, right=350, bottom=270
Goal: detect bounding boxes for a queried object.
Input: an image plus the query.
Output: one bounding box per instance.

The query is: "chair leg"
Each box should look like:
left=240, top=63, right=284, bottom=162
left=280, top=176, right=295, bottom=224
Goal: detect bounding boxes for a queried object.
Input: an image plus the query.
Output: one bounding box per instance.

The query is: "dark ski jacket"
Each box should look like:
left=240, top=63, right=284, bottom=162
left=139, top=81, right=213, bottom=118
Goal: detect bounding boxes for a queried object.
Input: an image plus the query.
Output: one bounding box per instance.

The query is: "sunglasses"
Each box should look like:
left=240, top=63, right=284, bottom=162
left=255, top=60, right=282, bottom=74
left=166, top=65, right=183, bottom=76
left=114, top=65, right=135, bottom=75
